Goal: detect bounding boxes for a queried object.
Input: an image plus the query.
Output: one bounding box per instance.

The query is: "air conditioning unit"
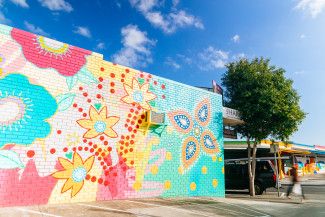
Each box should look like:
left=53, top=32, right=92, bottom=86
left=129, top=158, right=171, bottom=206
left=144, top=111, right=165, bottom=125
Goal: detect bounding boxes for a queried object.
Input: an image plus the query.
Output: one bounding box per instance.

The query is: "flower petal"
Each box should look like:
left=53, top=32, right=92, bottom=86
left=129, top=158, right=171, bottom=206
left=144, top=92, right=157, bottom=102
left=73, top=152, right=83, bottom=168
left=140, top=101, right=151, bottom=110
left=77, top=119, right=94, bottom=129
left=121, top=95, right=134, bottom=104
left=71, top=180, right=84, bottom=197
left=83, top=155, right=95, bottom=172
left=141, top=83, right=150, bottom=92
left=52, top=168, right=73, bottom=179
left=58, top=157, right=73, bottom=170
left=105, top=116, right=119, bottom=127
left=104, top=128, right=118, bottom=138
left=132, top=78, right=140, bottom=91
left=61, top=178, right=74, bottom=193
left=83, top=128, right=100, bottom=139
left=89, top=106, right=100, bottom=121
left=99, top=106, right=107, bottom=120
left=124, top=83, right=133, bottom=95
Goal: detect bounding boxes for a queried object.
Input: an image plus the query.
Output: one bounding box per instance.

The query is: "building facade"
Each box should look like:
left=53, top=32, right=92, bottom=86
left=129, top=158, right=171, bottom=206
left=0, top=24, right=224, bottom=207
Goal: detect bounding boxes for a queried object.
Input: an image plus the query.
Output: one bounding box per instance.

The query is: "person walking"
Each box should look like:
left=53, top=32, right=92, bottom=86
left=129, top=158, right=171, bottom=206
left=286, top=165, right=305, bottom=199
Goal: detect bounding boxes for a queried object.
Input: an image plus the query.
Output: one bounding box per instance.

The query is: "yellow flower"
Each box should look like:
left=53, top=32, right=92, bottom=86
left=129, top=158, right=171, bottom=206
left=121, top=78, right=156, bottom=110
left=52, top=152, right=95, bottom=197
left=77, top=106, right=119, bottom=139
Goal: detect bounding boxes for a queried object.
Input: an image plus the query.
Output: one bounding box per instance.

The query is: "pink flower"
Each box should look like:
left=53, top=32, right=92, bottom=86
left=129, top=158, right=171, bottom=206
left=11, top=28, right=91, bottom=77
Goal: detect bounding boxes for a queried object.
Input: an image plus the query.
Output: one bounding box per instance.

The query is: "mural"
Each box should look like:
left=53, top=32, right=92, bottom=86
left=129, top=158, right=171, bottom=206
left=0, top=24, right=224, bottom=207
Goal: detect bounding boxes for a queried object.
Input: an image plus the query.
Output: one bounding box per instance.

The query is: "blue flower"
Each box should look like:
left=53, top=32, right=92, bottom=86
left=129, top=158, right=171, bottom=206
left=0, top=74, right=57, bottom=147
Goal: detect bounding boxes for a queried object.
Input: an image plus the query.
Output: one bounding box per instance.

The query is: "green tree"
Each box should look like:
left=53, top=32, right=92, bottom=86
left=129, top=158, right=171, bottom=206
left=222, top=58, right=306, bottom=196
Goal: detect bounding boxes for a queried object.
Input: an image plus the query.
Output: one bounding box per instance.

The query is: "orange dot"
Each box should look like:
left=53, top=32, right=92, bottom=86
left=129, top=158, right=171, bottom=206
left=91, top=176, right=97, bottom=182
left=50, top=148, right=56, bottom=154
left=27, top=150, right=35, bottom=158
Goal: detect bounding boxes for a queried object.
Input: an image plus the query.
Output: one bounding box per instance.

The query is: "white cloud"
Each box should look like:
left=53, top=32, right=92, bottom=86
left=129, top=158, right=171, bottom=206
left=38, top=0, right=73, bottom=12
left=300, top=34, right=306, bottom=39
left=0, top=12, right=10, bottom=24
left=198, top=46, right=229, bottom=70
left=10, top=0, right=29, bottom=8
left=95, top=42, right=106, bottom=50
left=129, top=0, right=204, bottom=34
left=73, top=26, right=91, bottom=38
left=165, top=57, right=181, bottom=69
left=295, top=0, right=325, bottom=18
left=112, top=24, right=155, bottom=68
left=232, top=34, right=240, bottom=43
left=24, top=21, right=49, bottom=36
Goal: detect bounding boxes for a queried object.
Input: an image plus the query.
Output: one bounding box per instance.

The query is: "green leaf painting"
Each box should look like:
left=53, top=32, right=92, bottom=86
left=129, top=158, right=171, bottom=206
left=56, top=93, right=76, bottom=111
left=0, top=150, right=25, bottom=169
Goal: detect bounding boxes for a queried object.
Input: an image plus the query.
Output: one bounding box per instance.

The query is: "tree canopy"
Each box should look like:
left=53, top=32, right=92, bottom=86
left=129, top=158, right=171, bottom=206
left=222, top=57, right=306, bottom=142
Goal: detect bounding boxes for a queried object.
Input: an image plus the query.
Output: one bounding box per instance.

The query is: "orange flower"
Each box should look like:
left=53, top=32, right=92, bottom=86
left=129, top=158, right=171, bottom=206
left=77, top=106, right=119, bottom=139
left=121, top=78, right=156, bottom=110
left=52, top=152, right=94, bottom=197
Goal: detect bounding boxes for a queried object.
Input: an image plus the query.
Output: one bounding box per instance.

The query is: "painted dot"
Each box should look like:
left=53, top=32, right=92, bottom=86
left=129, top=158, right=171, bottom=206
left=50, top=148, right=56, bottom=154
left=110, top=82, right=115, bottom=87
left=154, top=81, right=157, bottom=85
left=121, top=79, right=125, bottom=83
left=178, top=166, right=184, bottom=175
left=98, top=84, right=103, bottom=89
left=162, top=95, right=166, bottom=99
left=27, top=150, right=35, bottom=158
left=218, top=157, right=223, bottom=162
left=91, top=176, right=97, bottom=182
left=190, top=182, right=196, bottom=191
left=110, top=89, right=115, bottom=94
left=79, top=87, right=83, bottom=91
left=100, top=67, right=105, bottom=72
left=98, top=178, right=103, bottom=184
left=78, top=146, right=83, bottom=151
left=150, top=165, right=159, bottom=175
left=121, top=74, right=125, bottom=78
left=96, top=94, right=102, bottom=99
left=78, top=108, right=83, bottom=112
left=83, top=113, right=87, bottom=117
left=99, top=77, right=104, bottom=82
left=57, top=130, right=62, bottom=134
left=164, top=180, right=171, bottom=190
left=83, top=92, right=88, bottom=97
left=63, top=147, right=68, bottom=152
left=87, top=99, right=92, bottom=103
left=133, top=181, right=142, bottom=191
left=212, top=179, right=218, bottom=188
left=125, top=68, right=130, bottom=73
left=84, top=147, right=88, bottom=151
left=202, top=166, right=208, bottom=174
left=222, top=167, right=224, bottom=174
left=128, top=127, right=132, bottom=132
left=165, top=152, right=172, bottom=160
left=73, top=103, right=78, bottom=108
left=212, top=155, right=217, bottom=162
left=110, top=73, right=115, bottom=78
left=161, top=84, right=166, bottom=89
left=104, top=181, right=109, bottom=186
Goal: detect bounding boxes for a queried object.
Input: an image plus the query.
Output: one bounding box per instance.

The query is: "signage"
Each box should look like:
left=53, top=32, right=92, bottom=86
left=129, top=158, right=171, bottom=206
left=223, top=107, right=241, bottom=120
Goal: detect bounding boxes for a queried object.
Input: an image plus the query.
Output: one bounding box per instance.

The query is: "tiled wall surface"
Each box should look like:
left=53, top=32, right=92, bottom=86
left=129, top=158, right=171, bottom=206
left=0, top=24, right=224, bottom=207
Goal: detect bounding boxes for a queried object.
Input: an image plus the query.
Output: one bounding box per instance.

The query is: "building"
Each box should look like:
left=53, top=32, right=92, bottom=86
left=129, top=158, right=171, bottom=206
left=0, top=24, right=225, bottom=207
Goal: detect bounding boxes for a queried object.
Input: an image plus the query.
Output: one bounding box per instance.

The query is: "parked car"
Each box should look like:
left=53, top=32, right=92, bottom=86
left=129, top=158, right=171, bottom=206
left=225, top=160, right=276, bottom=195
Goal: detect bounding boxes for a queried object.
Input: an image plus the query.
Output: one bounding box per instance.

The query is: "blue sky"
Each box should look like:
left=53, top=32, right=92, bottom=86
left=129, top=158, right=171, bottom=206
left=1, top=0, right=325, bottom=145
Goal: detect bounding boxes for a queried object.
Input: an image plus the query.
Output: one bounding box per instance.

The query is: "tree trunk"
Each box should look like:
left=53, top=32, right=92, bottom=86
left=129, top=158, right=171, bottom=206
left=248, top=138, right=258, bottom=196
left=247, top=138, right=254, bottom=196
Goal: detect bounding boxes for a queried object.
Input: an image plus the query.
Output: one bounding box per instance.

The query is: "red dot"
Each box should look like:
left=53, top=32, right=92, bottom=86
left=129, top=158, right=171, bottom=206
left=140, top=74, right=144, bottom=78
left=98, top=178, right=103, bottom=184
left=87, top=99, right=92, bottom=103
left=83, top=113, right=87, bottom=117
left=50, top=148, right=56, bottom=154
left=126, top=136, right=130, bottom=140
left=161, top=84, right=166, bottom=89
left=91, top=176, right=97, bottom=182
left=104, top=141, right=108, bottom=146
left=133, top=129, right=137, bottom=133
left=100, top=136, right=105, bottom=141
left=132, top=116, right=137, bottom=120
left=131, top=134, right=135, bottom=138
left=63, top=147, right=68, bottom=152
left=83, top=92, right=88, bottom=97
left=128, top=114, right=132, bottom=118
left=128, top=127, right=132, bottom=132
left=124, top=149, right=128, bottom=154
left=130, top=160, right=134, bottom=165
left=90, top=148, right=94, bottom=153
left=138, top=120, right=142, bottom=124
left=126, top=119, right=130, bottom=123
left=97, top=84, right=103, bottom=89
left=72, top=147, right=76, bottom=151
left=110, top=89, right=115, bottom=94
left=121, top=135, right=125, bottom=139
left=95, top=152, right=99, bottom=156
left=125, top=69, right=130, bottom=73
left=135, top=111, right=139, bottom=115
left=78, top=108, right=83, bottom=112
left=100, top=67, right=105, bottom=72
left=79, top=87, right=83, bottom=91
left=130, top=109, right=134, bottom=113
left=154, top=81, right=157, bottom=85
left=162, top=95, right=166, bottom=99
left=27, top=150, right=35, bottom=158
left=121, top=74, right=125, bottom=78
left=121, top=79, right=125, bottom=83
left=141, top=114, right=145, bottom=119
left=129, top=148, right=134, bottom=152
left=148, top=74, right=152, bottom=78
left=99, top=77, right=104, bottom=82
left=96, top=94, right=102, bottom=99
left=110, top=82, right=115, bottom=87
left=130, top=140, right=134, bottom=144
left=84, top=147, right=89, bottom=151
left=125, top=124, right=128, bottom=128
left=57, top=130, right=62, bottom=134
left=83, top=139, right=87, bottom=143
left=78, top=146, right=83, bottom=151
left=110, top=73, right=115, bottom=78
left=73, top=103, right=78, bottom=108
left=88, top=141, right=93, bottom=146
left=103, top=166, right=107, bottom=170
left=104, top=181, right=109, bottom=186
left=93, top=144, right=98, bottom=149
left=98, top=148, right=102, bottom=152
left=85, top=174, right=91, bottom=180
left=107, top=147, right=112, bottom=152
left=137, top=106, right=141, bottom=110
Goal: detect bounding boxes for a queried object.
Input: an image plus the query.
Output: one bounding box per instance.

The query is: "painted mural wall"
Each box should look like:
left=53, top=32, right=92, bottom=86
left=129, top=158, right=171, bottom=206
left=0, top=24, right=224, bottom=207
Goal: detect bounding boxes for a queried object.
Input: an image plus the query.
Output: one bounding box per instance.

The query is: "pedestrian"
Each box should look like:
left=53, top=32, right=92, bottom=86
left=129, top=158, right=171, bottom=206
left=286, top=165, right=305, bottom=199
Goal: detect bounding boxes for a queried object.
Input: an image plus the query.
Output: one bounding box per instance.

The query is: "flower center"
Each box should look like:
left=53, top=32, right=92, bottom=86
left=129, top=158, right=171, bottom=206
left=71, top=166, right=87, bottom=183
left=0, top=97, right=26, bottom=126
left=38, top=36, right=69, bottom=55
left=133, top=91, right=143, bottom=103
left=94, top=121, right=106, bottom=133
